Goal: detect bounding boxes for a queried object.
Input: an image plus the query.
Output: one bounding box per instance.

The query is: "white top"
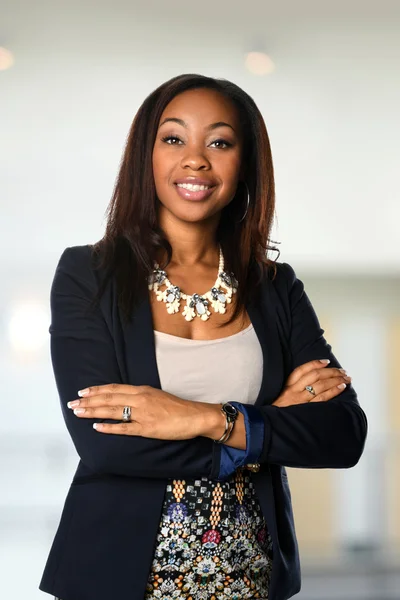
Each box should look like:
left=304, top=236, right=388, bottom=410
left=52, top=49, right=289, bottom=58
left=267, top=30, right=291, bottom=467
left=153, top=322, right=263, bottom=405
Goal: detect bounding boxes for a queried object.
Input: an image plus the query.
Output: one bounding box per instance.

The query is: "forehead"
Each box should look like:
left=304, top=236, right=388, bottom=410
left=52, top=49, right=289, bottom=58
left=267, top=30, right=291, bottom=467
left=159, top=88, right=241, bottom=130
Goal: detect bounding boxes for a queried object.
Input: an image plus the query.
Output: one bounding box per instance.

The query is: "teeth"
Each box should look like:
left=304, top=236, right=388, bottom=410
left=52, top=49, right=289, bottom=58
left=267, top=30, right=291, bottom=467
left=176, top=183, right=211, bottom=191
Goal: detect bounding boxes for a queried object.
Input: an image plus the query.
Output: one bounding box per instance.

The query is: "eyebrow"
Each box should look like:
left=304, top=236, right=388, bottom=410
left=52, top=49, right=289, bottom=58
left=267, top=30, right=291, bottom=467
left=158, top=117, right=236, bottom=133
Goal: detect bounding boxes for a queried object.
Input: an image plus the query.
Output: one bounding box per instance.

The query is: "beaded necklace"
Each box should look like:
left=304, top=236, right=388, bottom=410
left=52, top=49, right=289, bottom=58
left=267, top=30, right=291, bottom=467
left=147, top=245, right=238, bottom=322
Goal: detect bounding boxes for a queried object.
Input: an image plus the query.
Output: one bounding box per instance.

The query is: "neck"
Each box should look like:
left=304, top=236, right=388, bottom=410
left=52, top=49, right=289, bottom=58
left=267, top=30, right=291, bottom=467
left=155, top=208, right=221, bottom=268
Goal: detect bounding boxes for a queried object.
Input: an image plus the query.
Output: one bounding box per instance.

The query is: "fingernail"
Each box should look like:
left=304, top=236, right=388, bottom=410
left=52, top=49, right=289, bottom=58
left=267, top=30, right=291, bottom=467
left=339, top=369, right=347, bottom=374
left=319, top=359, right=330, bottom=364
left=67, top=400, right=80, bottom=408
left=78, top=388, right=90, bottom=397
left=74, top=408, right=86, bottom=415
left=337, top=383, right=346, bottom=389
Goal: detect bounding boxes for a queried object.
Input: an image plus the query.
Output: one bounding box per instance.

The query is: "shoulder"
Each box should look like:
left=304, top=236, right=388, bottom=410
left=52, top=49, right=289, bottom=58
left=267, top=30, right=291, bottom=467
left=55, top=244, right=104, bottom=279
left=262, top=261, right=306, bottom=328
left=52, top=244, right=102, bottom=299
left=266, top=260, right=299, bottom=294
left=57, top=244, right=94, bottom=270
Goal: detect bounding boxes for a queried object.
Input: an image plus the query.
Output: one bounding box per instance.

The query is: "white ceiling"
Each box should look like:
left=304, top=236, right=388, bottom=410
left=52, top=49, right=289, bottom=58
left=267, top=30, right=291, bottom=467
left=1, top=0, right=399, bottom=273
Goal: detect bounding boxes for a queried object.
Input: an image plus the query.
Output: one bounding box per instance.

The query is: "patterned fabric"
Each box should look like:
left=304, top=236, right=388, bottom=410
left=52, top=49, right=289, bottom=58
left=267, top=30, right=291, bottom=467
left=54, top=469, right=272, bottom=600
left=144, top=467, right=273, bottom=599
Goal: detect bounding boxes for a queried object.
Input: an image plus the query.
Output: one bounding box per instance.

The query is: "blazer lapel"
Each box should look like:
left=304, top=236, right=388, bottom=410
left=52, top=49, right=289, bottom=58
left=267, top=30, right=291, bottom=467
left=120, top=290, right=162, bottom=390
left=246, top=276, right=285, bottom=407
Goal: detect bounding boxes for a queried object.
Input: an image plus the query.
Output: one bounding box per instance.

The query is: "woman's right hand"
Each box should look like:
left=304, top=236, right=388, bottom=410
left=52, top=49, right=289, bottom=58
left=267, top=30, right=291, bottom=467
left=272, top=359, right=352, bottom=408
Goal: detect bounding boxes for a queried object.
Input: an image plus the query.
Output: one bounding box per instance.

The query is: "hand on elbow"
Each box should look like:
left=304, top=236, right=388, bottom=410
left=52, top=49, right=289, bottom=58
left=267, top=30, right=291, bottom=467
left=272, top=359, right=351, bottom=407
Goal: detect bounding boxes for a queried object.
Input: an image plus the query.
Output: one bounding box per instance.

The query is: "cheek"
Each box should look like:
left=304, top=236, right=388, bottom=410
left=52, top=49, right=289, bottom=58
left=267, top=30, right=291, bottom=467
left=222, top=160, right=242, bottom=191
left=152, top=149, right=173, bottom=186
left=217, top=152, right=242, bottom=180
left=151, top=151, right=162, bottom=184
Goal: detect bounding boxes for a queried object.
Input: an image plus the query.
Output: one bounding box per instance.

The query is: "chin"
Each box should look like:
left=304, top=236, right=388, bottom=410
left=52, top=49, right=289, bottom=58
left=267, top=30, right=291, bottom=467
left=159, top=201, right=214, bottom=219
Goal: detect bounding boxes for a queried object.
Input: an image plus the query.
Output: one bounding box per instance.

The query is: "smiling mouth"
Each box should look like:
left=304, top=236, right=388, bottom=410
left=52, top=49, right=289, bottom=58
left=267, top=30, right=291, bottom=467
left=173, top=182, right=216, bottom=202
left=175, top=182, right=214, bottom=192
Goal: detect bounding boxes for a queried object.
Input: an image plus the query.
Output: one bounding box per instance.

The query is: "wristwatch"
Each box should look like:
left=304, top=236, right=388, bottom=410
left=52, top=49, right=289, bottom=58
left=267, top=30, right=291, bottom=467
left=214, top=404, right=261, bottom=472
left=214, top=402, right=239, bottom=444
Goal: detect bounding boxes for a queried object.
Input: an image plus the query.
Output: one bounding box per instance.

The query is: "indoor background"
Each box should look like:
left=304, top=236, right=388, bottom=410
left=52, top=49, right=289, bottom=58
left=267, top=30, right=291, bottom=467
left=1, top=1, right=399, bottom=598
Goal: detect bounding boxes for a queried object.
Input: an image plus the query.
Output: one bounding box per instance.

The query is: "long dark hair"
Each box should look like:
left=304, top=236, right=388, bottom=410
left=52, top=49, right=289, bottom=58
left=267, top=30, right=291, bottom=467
left=90, top=73, right=279, bottom=327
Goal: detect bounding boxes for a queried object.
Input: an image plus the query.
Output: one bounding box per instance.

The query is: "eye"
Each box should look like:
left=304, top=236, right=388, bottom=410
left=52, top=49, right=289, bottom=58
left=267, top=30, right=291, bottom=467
left=161, top=135, right=183, bottom=145
left=160, top=135, right=233, bottom=149
left=210, top=139, right=233, bottom=149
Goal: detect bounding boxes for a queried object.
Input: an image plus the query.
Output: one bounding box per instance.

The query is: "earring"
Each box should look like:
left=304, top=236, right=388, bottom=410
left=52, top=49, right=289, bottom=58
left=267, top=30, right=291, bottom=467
left=236, top=181, right=250, bottom=223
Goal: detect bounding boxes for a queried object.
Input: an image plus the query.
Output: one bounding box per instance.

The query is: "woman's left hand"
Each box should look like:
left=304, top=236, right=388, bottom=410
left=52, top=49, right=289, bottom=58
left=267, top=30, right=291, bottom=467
left=67, top=383, right=222, bottom=440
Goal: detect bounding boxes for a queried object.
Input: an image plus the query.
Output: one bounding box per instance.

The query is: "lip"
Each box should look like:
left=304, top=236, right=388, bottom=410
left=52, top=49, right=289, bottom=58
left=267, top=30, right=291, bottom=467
left=174, top=180, right=215, bottom=200
left=174, top=177, right=217, bottom=202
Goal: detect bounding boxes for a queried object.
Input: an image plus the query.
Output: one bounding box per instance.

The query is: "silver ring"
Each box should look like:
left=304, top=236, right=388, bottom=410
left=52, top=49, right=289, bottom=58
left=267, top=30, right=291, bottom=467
left=122, top=406, right=131, bottom=422
left=305, top=385, right=316, bottom=396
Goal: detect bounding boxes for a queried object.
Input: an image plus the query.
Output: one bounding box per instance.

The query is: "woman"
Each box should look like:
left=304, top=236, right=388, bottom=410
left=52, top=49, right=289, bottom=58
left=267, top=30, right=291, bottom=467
left=39, top=74, right=367, bottom=600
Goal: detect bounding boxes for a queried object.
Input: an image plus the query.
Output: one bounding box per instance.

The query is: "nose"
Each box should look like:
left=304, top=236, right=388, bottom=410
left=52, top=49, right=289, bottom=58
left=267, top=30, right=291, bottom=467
left=180, top=145, right=211, bottom=171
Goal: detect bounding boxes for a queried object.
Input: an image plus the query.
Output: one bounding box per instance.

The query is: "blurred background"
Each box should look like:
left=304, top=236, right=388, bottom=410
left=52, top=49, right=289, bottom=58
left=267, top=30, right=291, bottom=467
left=1, top=0, right=399, bottom=598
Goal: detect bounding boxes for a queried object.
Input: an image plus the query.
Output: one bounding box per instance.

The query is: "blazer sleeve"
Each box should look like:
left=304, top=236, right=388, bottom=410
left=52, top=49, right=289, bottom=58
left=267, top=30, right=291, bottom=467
left=251, top=262, right=368, bottom=469
left=49, top=246, right=221, bottom=480
left=217, top=402, right=265, bottom=480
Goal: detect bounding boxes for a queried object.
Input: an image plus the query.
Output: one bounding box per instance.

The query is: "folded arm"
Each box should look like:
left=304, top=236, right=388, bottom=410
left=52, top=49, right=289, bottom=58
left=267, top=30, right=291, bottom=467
left=225, top=263, right=368, bottom=470
left=50, top=247, right=222, bottom=480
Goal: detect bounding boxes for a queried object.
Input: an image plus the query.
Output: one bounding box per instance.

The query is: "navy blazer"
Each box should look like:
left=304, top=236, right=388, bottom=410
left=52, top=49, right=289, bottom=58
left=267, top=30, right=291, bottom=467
left=39, top=245, right=367, bottom=600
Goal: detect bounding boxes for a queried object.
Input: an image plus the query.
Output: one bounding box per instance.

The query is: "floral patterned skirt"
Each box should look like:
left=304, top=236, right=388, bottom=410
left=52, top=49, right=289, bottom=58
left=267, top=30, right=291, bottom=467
left=144, top=466, right=273, bottom=600
left=54, top=468, right=272, bottom=600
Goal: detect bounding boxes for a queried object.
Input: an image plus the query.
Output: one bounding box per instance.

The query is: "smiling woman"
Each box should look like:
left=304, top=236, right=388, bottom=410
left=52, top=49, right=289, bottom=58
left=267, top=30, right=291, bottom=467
left=151, top=88, right=246, bottom=258
left=39, top=74, right=367, bottom=600
left=156, top=110, right=240, bottom=204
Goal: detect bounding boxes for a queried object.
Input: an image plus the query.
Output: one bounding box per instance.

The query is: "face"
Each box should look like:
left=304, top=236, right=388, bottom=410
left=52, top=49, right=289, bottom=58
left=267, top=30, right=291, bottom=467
left=152, top=88, right=244, bottom=224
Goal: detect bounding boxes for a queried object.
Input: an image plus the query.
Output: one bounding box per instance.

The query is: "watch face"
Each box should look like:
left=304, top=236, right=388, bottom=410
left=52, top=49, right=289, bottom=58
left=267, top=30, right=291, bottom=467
left=223, top=403, right=238, bottom=418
